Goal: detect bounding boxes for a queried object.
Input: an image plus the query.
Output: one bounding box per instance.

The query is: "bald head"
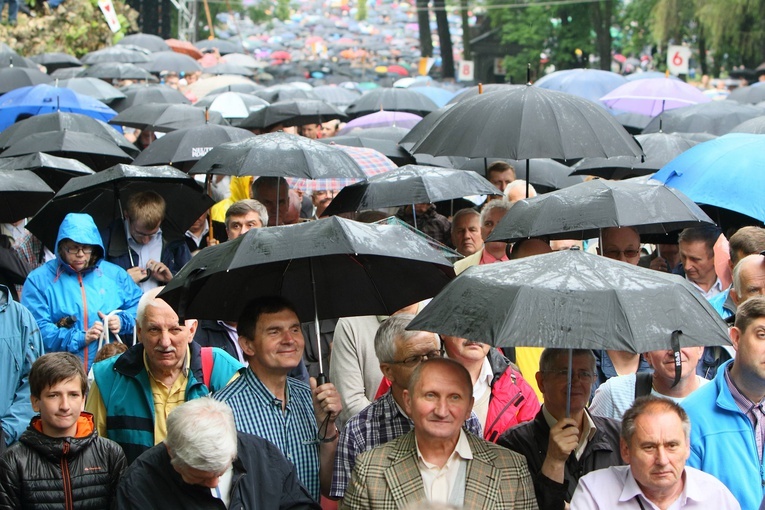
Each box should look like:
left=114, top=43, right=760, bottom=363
left=600, top=227, right=641, bottom=265
left=732, top=253, right=765, bottom=306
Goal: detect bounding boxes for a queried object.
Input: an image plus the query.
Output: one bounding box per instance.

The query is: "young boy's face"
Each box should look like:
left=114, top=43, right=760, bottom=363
left=30, top=377, right=84, bottom=438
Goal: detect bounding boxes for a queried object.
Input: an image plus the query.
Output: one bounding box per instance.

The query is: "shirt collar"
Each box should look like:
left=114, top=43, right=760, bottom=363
left=619, top=467, right=692, bottom=507
left=686, top=275, right=724, bottom=298
left=480, top=249, right=509, bottom=265
left=143, top=345, right=190, bottom=379
left=415, top=428, right=473, bottom=469
left=542, top=405, right=598, bottom=443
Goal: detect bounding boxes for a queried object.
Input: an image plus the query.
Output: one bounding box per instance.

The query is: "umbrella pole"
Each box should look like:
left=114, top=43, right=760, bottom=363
left=526, top=160, right=530, bottom=199
left=566, top=348, right=572, bottom=418
left=276, top=181, right=281, bottom=226
left=412, top=203, right=418, bottom=230
left=205, top=174, right=214, bottom=245
left=309, top=258, right=327, bottom=385
left=117, top=194, right=136, bottom=268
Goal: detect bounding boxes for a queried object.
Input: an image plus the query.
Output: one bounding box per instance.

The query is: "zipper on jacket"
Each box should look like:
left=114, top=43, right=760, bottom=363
left=78, top=273, right=90, bottom=372
left=61, top=440, right=73, bottom=510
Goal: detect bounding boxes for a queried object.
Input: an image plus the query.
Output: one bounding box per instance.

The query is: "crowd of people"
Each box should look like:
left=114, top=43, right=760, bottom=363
left=0, top=140, right=763, bottom=509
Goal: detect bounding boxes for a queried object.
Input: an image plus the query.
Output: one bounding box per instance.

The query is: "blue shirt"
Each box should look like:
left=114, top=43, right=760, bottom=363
left=213, top=368, right=320, bottom=501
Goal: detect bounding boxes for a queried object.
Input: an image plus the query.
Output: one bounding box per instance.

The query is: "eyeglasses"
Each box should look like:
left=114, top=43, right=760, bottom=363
left=389, top=349, right=443, bottom=367
left=603, top=248, right=640, bottom=259
left=543, top=369, right=595, bottom=381
left=63, top=245, right=93, bottom=255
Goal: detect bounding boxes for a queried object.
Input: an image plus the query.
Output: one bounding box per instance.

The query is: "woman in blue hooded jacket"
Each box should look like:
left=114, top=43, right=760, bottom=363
left=22, top=213, right=142, bottom=370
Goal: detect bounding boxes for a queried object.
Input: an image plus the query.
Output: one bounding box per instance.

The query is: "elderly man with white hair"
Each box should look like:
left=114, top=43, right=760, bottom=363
left=115, top=397, right=319, bottom=509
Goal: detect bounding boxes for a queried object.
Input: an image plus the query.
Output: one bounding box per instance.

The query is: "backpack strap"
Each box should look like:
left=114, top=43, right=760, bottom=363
left=201, top=347, right=214, bottom=389
left=634, top=371, right=653, bottom=398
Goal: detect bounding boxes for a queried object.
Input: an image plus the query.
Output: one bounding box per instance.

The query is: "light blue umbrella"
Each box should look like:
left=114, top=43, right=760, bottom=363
left=652, top=133, right=765, bottom=224
left=535, top=68, right=627, bottom=105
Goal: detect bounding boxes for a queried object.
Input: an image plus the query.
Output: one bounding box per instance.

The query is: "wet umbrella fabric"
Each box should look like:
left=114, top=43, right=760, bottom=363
left=486, top=179, right=714, bottom=243
left=109, top=103, right=228, bottom=132
left=599, top=78, right=711, bottom=116
left=1, top=131, right=134, bottom=171
left=157, top=216, right=456, bottom=322
left=534, top=69, right=627, bottom=105
left=0, top=67, right=53, bottom=95
left=407, top=249, right=730, bottom=353
left=117, top=34, right=171, bottom=53
left=0, top=152, right=95, bottom=191
left=110, top=84, right=190, bottom=112
left=189, top=131, right=367, bottom=180
left=730, top=116, right=765, bottom=134
left=57, top=78, right=126, bottom=104
left=345, top=88, right=438, bottom=118
left=238, top=100, right=346, bottom=130
left=318, top=134, right=413, bottom=166
left=140, top=51, right=202, bottom=74
left=81, top=46, right=151, bottom=65
left=408, top=85, right=643, bottom=162
left=0, top=169, right=55, bottom=223
left=322, top=165, right=500, bottom=216
left=79, top=63, right=158, bottom=83
left=651, top=133, right=765, bottom=225
left=642, top=101, right=763, bottom=136
left=338, top=110, right=423, bottom=134
left=457, top=158, right=584, bottom=193
left=132, top=124, right=255, bottom=167
left=193, top=92, right=269, bottom=122
left=27, top=164, right=214, bottom=250
left=29, top=53, right=83, bottom=74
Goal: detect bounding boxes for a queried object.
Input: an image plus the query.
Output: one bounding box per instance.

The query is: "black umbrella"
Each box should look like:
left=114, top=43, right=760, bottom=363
left=0, top=67, right=53, bottom=95
left=140, top=51, right=202, bottom=74
left=312, top=85, right=361, bottom=107
left=322, top=165, right=500, bottom=217
left=238, top=99, right=346, bottom=130
left=109, top=103, right=228, bottom=132
left=81, top=46, right=152, bottom=65
left=0, top=54, right=36, bottom=69
left=205, top=62, right=255, bottom=77
left=0, top=112, right=139, bottom=157
left=0, top=169, right=55, bottom=222
left=29, top=53, right=83, bottom=74
left=318, top=135, right=413, bottom=166
left=345, top=88, right=439, bottom=119
left=132, top=124, right=255, bottom=167
left=407, top=249, right=729, bottom=357
left=193, top=92, right=269, bottom=123
left=486, top=179, right=714, bottom=244
left=612, top=110, right=653, bottom=134
left=726, top=85, right=765, bottom=105
left=57, top=77, right=127, bottom=104
left=117, top=33, right=171, bottom=53
left=445, top=84, right=519, bottom=105
left=253, top=85, right=320, bottom=103
left=194, top=39, right=241, bottom=55
left=642, top=101, right=763, bottom=136
left=207, top=82, right=265, bottom=96
left=0, top=152, right=95, bottom=191
left=189, top=131, right=367, bottom=180
left=730, top=116, right=765, bottom=134
left=27, top=164, right=214, bottom=250
left=110, top=83, right=189, bottom=112
left=79, top=62, right=158, bottom=83
left=570, top=132, right=703, bottom=180
left=157, top=216, right=455, bottom=323
left=1, top=131, right=134, bottom=171
left=51, top=67, right=87, bottom=80
left=458, top=158, right=584, bottom=193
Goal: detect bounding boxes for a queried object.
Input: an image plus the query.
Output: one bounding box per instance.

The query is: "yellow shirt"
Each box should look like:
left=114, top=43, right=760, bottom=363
left=145, top=348, right=190, bottom=444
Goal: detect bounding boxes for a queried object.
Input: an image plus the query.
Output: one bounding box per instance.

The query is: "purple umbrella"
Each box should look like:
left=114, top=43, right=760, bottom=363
left=600, top=78, right=711, bottom=117
left=337, top=110, right=422, bottom=134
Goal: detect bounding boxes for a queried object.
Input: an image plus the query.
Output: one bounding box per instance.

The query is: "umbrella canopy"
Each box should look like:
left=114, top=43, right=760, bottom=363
left=312, top=85, right=361, bottom=107
left=322, top=165, right=500, bottom=216
left=407, top=85, right=644, bottom=162
left=0, top=152, right=95, bottom=191
left=207, top=82, right=265, bottom=96
left=486, top=179, right=714, bottom=243
left=238, top=99, right=346, bottom=130
left=0, top=84, right=117, bottom=131
left=0, top=111, right=139, bottom=157
left=317, top=134, right=413, bottom=166
left=163, top=39, right=204, bottom=60
left=189, top=131, right=368, bottom=180
left=338, top=110, right=423, bottom=134
left=27, top=164, right=214, bottom=250
left=407, top=249, right=729, bottom=352
left=458, top=158, right=584, bottom=193
left=642, top=101, right=763, bottom=136
left=0, top=54, right=36, bottom=69
left=600, top=78, right=711, bottom=116
left=29, top=53, right=83, bottom=74
left=345, top=88, right=438, bottom=118
left=729, top=116, right=765, bottom=134
left=205, top=62, right=254, bottom=77
left=1, top=130, right=134, bottom=171
left=132, top=124, right=254, bottom=167
left=195, top=39, right=241, bottom=55
left=109, top=103, right=228, bottom=132
left=652, top=133, right=765, bottom=226
left=445, top=84, right=518, bottom=105
left=193, top=92, right=269, bottom=122
left=570, top=132, right=703, bottom=180
left=726, top=84, right=765, bottom=105
left=81, top=46, right=152, bottom=65
left=187, top=75, right=257, bottom=98
left=141, top=51, right=202, bottom=74
left=110, top=83, right=190, bottom=112
left=57, top=77, right=126, bottom=104
left=254, top=85, right=320, bottom=103
left=0, top=67, right=53, bottom=95
left=117, top=34, right=171, bottom=53
left=534, top=69, right=627, bottom=104
left=0, top=169, right=55, bottom=222
left=408, top=86, right=457, bottom=108
left=157, top=216, right=456, bottom=322
left=79, top=62, right=158, bottom=82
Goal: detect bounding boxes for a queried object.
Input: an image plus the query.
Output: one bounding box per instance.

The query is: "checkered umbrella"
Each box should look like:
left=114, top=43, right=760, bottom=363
left=286, top=144, right=396, bottom=192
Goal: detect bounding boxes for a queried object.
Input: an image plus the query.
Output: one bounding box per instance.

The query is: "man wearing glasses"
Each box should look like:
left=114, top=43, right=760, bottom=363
left=498, top=348, right=622, bottom=510
left=329, top=314, right=482, bottom=500
left=102, top=191, right=191, bottom=292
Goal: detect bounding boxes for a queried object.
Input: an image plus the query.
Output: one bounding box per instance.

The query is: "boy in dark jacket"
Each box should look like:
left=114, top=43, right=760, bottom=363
left=0, top=352, right=127, bottom=509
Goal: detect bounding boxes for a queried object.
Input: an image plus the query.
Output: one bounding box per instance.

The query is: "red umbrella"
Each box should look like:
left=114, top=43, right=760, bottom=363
left=271, top=50, right=292, bottom=61
left=387, top=64, right=409, bottom=77
left=165, top=39, right=204, bottom=60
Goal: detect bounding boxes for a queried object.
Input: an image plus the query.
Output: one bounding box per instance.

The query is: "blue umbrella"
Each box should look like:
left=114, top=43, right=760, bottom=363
left=0, top=84, right=116, bottom=131
left=652, top=133, right=765, bottom=224
left=534, top=69, right=627, bottom=105
left=409, top=86, right=457, bottom=107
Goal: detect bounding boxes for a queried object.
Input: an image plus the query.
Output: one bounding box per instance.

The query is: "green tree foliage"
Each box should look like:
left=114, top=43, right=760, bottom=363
left=490, top=2, right=552, bottom=83
left=694, top=0, right=765, bottom=68
left=357, top=0, right=367, bottom=21
left=0, top=0, right=138, bottom=57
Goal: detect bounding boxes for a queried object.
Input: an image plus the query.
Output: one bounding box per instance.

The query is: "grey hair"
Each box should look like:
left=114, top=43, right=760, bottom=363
left=480, top=198, right=513, bottom=225
left=621, top=395, right=691, bottom=443
left=135, top=287, right=165, bottom=328
left=505, top=180, right=537, bottom=200
left=538, top=348, right=596, bottom=374
left=225, top=199, right=269, bottom=228
left=165, top=398, right=238, bottom=472
left=374, top=313, right=423, bottom=363
left=732, top=253, right=765, bottom=297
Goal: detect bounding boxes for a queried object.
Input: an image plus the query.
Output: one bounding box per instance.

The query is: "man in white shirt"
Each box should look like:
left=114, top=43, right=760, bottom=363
left=341, top=358, right=537, bottom=510
left=571, top=396, right=739, bottom=509
left=678, top=226, right=724, bottom=299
